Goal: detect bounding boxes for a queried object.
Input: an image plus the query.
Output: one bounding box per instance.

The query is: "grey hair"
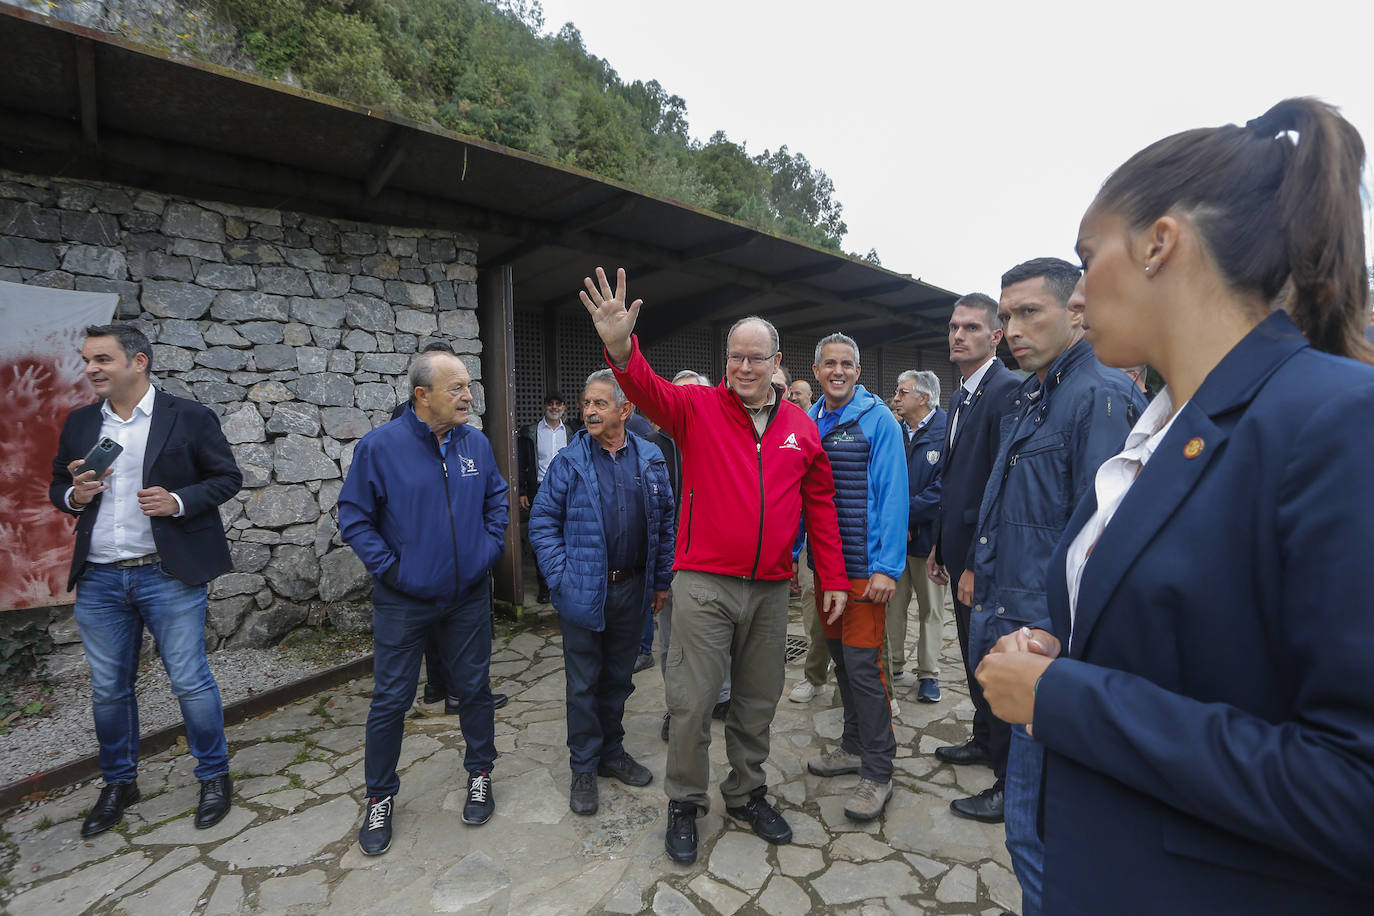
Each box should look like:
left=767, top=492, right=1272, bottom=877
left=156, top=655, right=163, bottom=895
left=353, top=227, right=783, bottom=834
left=585, top=368, right=626, bottom=406
left=408, top=349, right=457, bottom=391
left=672, top=369, right=711, bottom=385
left=813, top=332, right=860, bottom=367
left=900, top=369, right=940, bottom=405
left=726, top=315, right=780, bottom=355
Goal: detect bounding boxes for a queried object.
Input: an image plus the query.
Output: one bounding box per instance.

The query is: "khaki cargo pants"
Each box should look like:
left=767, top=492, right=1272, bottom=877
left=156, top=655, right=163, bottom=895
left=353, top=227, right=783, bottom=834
left=663, top=569, right=790, bottom=811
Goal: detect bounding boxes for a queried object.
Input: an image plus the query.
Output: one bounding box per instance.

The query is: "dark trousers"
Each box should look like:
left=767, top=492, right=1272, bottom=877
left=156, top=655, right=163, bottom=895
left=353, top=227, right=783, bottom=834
left=559, top=575, right=643, bottom=772
left=953, top=594, right=1010, bottom=782
left=366, top=579, right=496, bottom=797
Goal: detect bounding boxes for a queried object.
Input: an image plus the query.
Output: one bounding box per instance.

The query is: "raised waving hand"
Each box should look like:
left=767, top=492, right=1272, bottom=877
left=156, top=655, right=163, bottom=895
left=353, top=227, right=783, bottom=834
left=579, top=267, right=641, bottom=367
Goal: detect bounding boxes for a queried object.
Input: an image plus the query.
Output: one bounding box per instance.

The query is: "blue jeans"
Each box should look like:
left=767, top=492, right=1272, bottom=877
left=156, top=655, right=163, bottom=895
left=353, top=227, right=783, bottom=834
left=559, top=575, right=643, bottom=772
left=639, top=602, right=655, bottom=655
left=366, top=579, right=495, bottom=797
left=74, top=562, right=228, bottom=784
left=1005, top=724, right=1045, bottom=916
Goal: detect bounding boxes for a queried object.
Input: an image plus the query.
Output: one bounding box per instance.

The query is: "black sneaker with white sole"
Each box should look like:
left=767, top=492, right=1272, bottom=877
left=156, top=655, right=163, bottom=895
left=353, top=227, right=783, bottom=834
left=359, top=795, right=393, bottom=855
left=463, top=771, right=494, bottom=825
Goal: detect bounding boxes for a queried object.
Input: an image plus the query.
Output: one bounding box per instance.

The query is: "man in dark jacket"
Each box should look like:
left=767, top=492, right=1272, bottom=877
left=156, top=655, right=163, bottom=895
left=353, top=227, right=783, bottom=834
left=339, top=349, right=509, bottom=855
left=530, top=370, right=675, bottom=815
left=969, top=258, right=1144, bottom=915
left=884, top=370, right=948, bottom=705
left=927, top=292, right=1020, bottom=823
left=517, top=392, right=578, bottom=603
left=50, top=323, right=242, bottom=838
left=392, top=341, right=508, bottom=715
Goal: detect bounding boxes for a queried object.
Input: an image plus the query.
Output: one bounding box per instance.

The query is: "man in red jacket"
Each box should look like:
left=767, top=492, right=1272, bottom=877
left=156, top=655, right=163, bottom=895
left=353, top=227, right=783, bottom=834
left=581, top=267, right=849, bottom=865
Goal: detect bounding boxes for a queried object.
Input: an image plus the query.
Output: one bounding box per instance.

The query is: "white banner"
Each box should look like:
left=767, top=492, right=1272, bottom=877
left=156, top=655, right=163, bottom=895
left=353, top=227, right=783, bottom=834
left=0, top=280, right=118, bottom=610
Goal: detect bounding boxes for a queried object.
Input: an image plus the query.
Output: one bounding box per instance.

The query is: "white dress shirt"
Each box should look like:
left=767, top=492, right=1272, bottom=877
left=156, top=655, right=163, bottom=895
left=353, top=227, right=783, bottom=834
left=947, top=355, right=996, bottom=445
left=1065, top=387, right=1186, bottom=645
left=535, top=419, right=568, bottom=484
left=68, top=385, right=184, bottom=563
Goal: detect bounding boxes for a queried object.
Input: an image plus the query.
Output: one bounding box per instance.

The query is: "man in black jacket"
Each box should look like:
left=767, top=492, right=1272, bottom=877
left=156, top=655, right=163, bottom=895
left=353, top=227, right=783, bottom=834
left=926, top=293, right=1020, bottom=823
left=517, top=392, right=578, bottom=603
left=50, top=323, right=242, bottom=838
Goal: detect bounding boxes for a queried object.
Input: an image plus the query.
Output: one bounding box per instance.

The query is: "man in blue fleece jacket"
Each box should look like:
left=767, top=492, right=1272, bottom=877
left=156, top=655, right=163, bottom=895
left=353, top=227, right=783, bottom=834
left=338, top=350, right=509, bottom=856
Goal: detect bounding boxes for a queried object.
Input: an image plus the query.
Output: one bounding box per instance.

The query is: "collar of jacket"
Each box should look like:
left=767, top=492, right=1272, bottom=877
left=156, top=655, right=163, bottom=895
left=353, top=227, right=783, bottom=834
left=1024, top=337, right=1096, bottom=403
left=722, top=380, right=784, bottom=430
left=400, top=402, right=469, bottom=451
left=1190, top=310, right=1308, bottom=417
left=808, top=383, right=881, bottom=425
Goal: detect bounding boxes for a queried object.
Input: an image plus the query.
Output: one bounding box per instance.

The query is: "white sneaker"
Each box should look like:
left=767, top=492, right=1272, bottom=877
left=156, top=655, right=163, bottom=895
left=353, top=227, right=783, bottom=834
left=890, top=698, right=901, bottom=719
left=890, top=670, right=917, bottom=688
left=789, top=680, right=821, bottom=703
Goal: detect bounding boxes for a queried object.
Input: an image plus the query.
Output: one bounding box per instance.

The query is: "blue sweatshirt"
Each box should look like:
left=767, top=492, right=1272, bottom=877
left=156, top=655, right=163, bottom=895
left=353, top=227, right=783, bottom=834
left=338, top=405, right=509, bottom=600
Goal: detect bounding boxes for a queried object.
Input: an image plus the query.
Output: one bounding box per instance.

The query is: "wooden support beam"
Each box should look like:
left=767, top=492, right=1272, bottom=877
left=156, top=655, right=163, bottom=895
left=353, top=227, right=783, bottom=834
left=478, top=267, right=524, bottom=611
left=492, top=193, right=637, bottom=266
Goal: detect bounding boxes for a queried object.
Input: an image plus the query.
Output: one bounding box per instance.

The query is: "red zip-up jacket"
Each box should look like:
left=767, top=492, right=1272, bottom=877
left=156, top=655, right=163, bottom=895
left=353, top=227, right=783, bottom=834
left=609, top=337, right=849, bottom=591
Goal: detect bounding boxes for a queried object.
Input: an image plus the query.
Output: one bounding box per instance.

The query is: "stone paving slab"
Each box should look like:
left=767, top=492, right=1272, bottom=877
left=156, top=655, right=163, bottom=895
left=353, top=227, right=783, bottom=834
left=2, top=599, right=1025, bottom=914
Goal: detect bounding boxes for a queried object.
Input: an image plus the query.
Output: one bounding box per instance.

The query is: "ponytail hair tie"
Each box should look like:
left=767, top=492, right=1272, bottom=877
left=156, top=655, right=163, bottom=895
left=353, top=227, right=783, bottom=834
left=1244, top=112, right=1285, bottom=138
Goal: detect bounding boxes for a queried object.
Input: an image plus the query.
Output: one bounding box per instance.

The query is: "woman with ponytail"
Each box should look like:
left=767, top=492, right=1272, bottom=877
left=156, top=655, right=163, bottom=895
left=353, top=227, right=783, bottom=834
left=975, top=98, right=1374, bottom=914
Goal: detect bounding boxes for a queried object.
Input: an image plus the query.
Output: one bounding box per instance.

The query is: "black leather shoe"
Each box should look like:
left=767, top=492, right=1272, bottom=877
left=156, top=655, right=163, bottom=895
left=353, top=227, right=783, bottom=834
left=726, top=790, right=792, bottom=845
left=81, top=782, right=139, bottom=837
left=445, top=692, right=509, bottom=715
left=463, top=771, right=494, bottom=825
left=569, top=772, right=598, bottom=815
left=934, top=739, right=990, bottom=766
left=712, top=699, right=731, bottom=721
left=660, top=712, right=670, bottom=743
left=633, top=653, right=654, bottom=673
left=665, top=801, right=699, bottom=864
left=423, top=684, right=444, bottom=704
left=950, top=784, right=1005, bottom=823
left=358, top=794, right=393, bottom=855
left=598, top=752, right=652, bottom=787
left=195, top=774, right=233, bottom=829
left=537, top=587, right=550, bottom=604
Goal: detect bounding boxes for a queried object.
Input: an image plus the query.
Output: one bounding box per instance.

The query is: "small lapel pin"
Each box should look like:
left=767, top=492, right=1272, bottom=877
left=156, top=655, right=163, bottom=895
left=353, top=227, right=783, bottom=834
left=1183, top=437, right=1204, bottom=459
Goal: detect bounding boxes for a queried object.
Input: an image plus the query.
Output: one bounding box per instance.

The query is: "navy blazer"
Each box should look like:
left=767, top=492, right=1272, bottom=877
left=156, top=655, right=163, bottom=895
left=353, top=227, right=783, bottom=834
left=1033, top=312, right=1374, bottom=913
left=904, top=406, right=946, bottom=558
left=935, top=358, right=1020, bottom=581
left=49, top=388, right=242, bottom=588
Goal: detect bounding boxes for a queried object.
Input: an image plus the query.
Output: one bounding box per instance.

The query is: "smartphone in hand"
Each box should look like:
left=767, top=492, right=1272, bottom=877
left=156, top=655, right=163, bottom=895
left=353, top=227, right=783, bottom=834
left=79, top=437, right=123, bottom=478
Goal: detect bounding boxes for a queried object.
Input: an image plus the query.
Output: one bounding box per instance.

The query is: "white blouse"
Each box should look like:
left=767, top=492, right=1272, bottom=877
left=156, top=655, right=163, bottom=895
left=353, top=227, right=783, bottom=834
left=1065, top=387, right=1188, bottom=646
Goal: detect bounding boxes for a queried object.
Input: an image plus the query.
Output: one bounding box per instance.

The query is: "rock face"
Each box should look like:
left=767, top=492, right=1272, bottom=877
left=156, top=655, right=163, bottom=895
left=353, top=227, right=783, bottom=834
left=0, top=167, right=480, bottom=651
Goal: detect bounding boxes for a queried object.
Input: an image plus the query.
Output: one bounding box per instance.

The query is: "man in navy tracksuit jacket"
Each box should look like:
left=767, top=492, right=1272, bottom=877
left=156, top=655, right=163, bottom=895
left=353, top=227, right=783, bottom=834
left=338, top=350, right=509, bottom=855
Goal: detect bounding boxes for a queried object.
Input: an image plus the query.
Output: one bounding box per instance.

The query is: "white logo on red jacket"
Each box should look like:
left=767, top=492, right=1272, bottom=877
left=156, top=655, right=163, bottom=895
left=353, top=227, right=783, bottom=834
left=780, top=433, right=801, bottom=451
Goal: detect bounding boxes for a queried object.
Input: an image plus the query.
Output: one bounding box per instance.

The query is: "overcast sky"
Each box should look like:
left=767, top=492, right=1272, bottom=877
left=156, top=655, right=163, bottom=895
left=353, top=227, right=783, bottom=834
left=536, top=0, right=1374, bottom=296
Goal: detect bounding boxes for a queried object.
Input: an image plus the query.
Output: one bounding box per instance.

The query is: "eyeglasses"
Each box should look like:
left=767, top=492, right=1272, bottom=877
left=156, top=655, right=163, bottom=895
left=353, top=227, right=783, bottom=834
left=726, top=352, right=777, bottom=368
left=894, top=387, right=916, bottom=398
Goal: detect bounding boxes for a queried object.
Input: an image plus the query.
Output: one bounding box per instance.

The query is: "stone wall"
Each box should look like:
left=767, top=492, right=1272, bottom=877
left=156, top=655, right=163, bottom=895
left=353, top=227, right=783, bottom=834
left=0, top=168, right=484, bottom=669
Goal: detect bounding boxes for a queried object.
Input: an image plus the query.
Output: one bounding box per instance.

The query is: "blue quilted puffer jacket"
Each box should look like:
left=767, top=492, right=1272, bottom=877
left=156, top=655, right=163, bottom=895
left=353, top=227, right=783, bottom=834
left=807, top=384, right=909, bottom=582
left=528, top=429, right=676, bottom=630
